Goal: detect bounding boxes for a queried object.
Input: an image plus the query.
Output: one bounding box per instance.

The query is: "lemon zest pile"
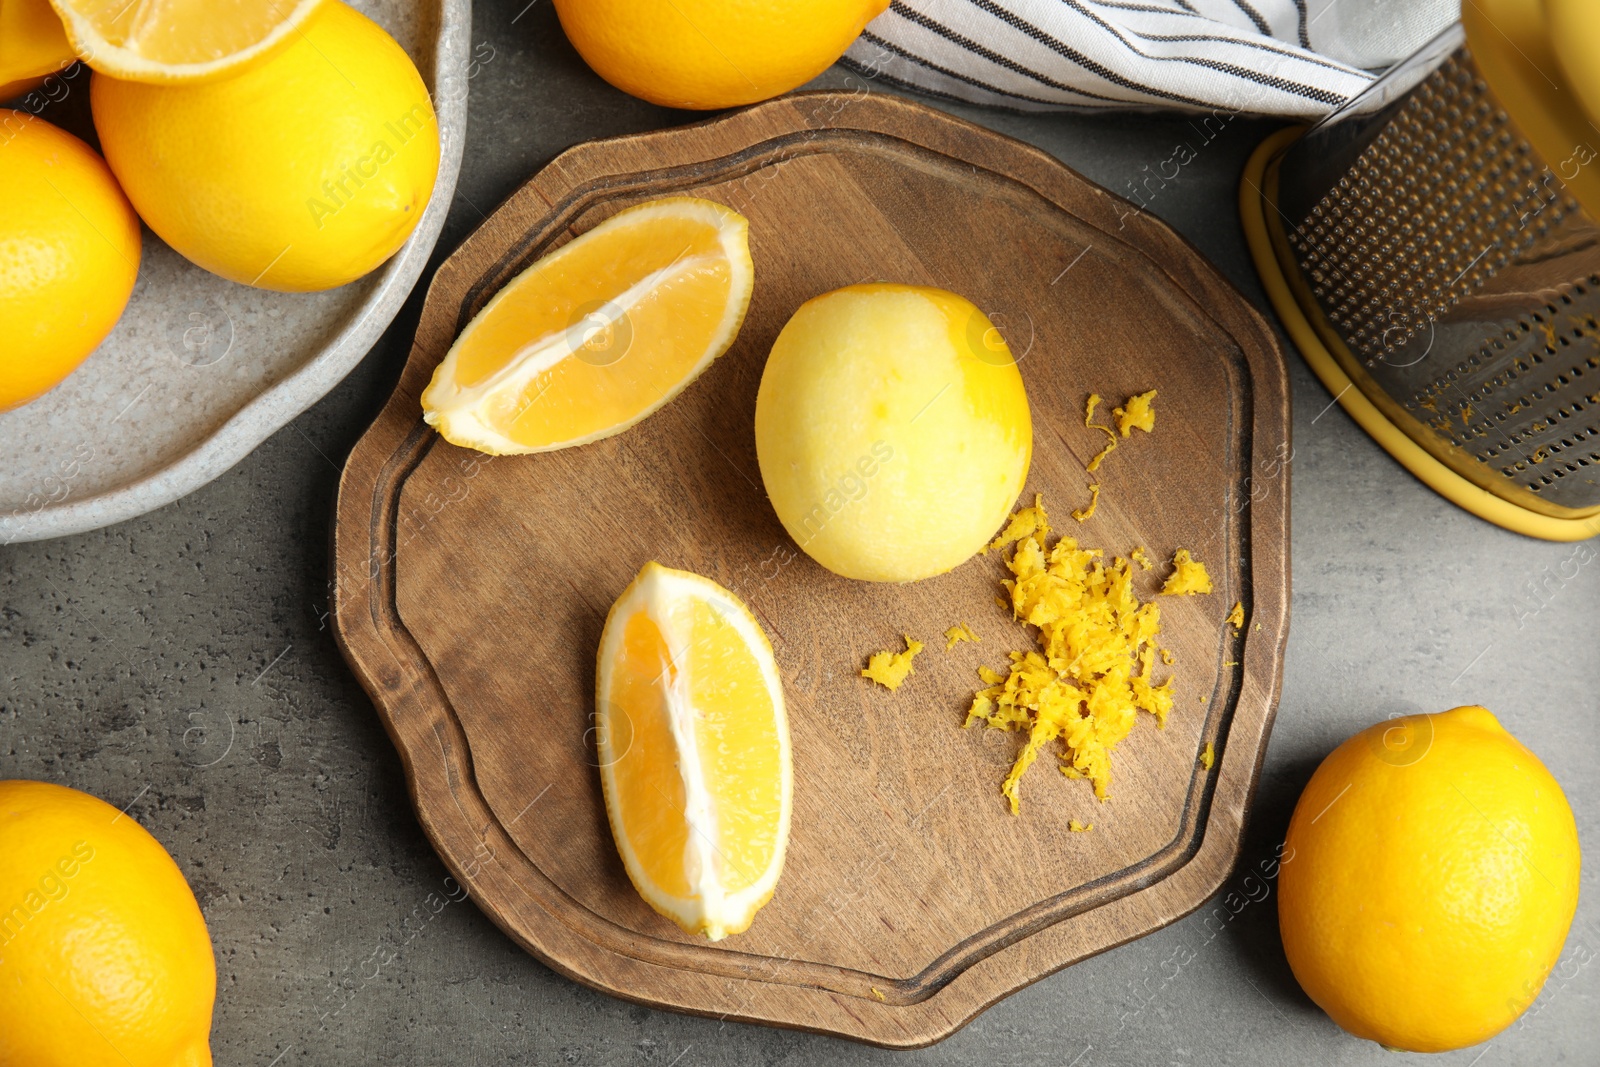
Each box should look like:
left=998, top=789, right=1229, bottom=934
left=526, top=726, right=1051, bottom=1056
left=1084, top=394, right=1118, bottom=472
left=965, top=497, right=1175, bottom=814
left=862, top=635, right=923, bottom=691
left=1226, top=601, right=1245, bottom=630
left=1113, top=390, right=1157, bottom=437
left=1071, top=483, right=1101, bottom=523
left=1069, top=819, right=1093, bottom=833
left=1200, top=742, right=1215, bottom=770
left=1130, top=546, right=1153, bottom=571
left=987, top=495, right=1050, bottom=552
left=944, top=622, right=981, bottom=650
left=1160, top=548, right=1214, bottom=596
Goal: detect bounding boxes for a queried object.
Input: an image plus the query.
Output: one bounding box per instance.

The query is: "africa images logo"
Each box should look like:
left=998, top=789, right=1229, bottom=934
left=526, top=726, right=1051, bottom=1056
left=0, top=841, right=96, bottom=955
left=305, top=103, right=434, bottom=231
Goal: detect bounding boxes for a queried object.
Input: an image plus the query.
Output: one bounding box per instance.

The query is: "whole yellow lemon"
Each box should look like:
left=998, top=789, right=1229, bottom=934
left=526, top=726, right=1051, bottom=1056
left=89, top=0, right=439, bottom=292
left=755, top=284, right=1032, bottom=583
left=1279, top=706, right=1581, bottom=1053
left=554, top=0, right=890, bottom=110
left=0, top=112, right=141, bottom=411
left=0, top=780, right=216, bottom=1067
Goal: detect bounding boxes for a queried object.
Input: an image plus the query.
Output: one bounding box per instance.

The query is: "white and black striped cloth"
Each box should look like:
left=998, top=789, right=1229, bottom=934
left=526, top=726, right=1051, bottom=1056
left=842, top=0, right=1458, bottom=117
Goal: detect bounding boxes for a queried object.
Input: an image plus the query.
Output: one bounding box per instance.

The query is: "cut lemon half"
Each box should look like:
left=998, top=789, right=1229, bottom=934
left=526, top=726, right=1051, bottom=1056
left=595, top=561, right=791, bottom=941
left=0, top=0, right=77, bottom=99
left=48, top=0, right=325, bottom=83
left=421, top=196, right=753, bottom=455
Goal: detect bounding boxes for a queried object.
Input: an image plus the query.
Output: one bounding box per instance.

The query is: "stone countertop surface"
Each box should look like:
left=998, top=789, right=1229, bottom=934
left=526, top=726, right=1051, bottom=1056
left=2, top=2, right=1596, bottom=1063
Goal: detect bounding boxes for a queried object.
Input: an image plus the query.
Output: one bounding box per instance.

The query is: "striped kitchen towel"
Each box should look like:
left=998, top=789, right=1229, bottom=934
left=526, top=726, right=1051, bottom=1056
left=842, top=0, right=1459, bottom=117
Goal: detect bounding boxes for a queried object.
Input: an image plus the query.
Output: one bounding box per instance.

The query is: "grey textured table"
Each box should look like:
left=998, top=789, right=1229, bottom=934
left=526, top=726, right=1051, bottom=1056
left=3, top=3, right=1597, bottom=1063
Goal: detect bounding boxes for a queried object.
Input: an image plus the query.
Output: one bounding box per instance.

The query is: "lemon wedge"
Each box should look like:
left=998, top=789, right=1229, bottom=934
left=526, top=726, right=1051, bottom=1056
left=422, top=196, right=753, bottom=455
left=595, top=561, right=790, bottom=941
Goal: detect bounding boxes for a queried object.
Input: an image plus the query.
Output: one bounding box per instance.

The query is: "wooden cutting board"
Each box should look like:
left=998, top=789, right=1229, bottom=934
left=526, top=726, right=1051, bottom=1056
left=330, top=90, right=1291, bottom=1048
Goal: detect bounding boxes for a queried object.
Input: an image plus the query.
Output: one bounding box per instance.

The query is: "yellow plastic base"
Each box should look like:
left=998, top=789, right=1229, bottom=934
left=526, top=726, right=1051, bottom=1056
left=1240, top=126, right=1600, bottom=542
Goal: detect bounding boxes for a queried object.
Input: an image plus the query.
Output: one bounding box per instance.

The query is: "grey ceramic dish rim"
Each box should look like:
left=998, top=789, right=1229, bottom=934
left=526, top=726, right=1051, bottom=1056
left=2, top=0, right=471, bottom=545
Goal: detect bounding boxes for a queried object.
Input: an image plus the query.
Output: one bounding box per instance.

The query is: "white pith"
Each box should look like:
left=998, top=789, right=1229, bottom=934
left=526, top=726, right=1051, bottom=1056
left=421, top=198, right=753, bottom=455
left=595, top=563, right=791, bottom=942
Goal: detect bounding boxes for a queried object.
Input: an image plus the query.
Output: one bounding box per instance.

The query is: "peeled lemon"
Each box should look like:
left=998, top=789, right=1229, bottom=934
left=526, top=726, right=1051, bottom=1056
left=554, top=0, right=890, bottom=109
left=90, top=0, right=438, bottom=292
left=0, top=780, right=216, bottom=1067
left=755, top=284, right=1033, bottom=583
left=0, top=113, right=141, bottom=411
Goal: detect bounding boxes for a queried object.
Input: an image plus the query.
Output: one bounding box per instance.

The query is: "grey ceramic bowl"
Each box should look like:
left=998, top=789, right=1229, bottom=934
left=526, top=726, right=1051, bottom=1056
left=0, top=0, right=470, bottom=544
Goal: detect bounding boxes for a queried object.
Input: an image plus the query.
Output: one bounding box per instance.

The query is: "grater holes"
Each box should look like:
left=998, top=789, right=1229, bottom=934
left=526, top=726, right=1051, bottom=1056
left=1296, top=51, right=1600, bottom=506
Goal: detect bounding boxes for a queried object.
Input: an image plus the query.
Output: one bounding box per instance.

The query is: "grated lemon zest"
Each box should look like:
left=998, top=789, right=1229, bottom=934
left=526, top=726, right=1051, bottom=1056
left=944, top=622, right=981, bottom=650
left=1072, top=483, right=1101, bottom=523
left=1112, top=390, right=1157, bottom=437
left=862, top=634, right=923, bottom=691
left=988, top=493, right=1049, bottom=553
left=1160, top=548, right=1213, bottom=596
left=964, top=497, right=1176, bottom=814
left=1085, top=394, right=1118, bottom=472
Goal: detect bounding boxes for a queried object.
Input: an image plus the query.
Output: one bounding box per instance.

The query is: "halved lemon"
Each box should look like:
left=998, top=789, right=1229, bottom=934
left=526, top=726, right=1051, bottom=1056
left=48, top=0, right=325, bottom=83
left=421, top=196, right=753, bottom=455
left=0, top=0, right=77, bottom=99
left=595, top=561, right=791, bottom=941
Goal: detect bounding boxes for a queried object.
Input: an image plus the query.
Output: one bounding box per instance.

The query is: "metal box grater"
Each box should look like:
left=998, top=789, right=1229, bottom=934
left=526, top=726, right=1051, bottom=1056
left=1243, top=23, right=1600, bottom=537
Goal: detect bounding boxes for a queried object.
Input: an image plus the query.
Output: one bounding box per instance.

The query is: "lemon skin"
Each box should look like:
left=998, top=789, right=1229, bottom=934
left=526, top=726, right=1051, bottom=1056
left=0, top=780, right=216, bottom=1067
left=1279, top=706, right=1581, bottom=1053
left=554, top=0, right=890, bottom=110
left=755, top=284, right=1033, bottom=583
left=89, top=0, right=439, bottom=293
left=0, top=113, right=141, bottom=411
left=0, top=0, right=76, bottom=98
